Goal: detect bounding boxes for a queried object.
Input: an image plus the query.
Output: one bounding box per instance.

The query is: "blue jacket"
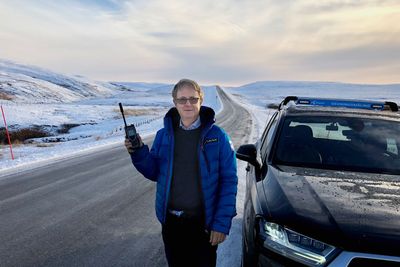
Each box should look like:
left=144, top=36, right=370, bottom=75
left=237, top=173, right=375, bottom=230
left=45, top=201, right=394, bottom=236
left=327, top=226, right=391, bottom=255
left=130, top=106, right=238, bottom=234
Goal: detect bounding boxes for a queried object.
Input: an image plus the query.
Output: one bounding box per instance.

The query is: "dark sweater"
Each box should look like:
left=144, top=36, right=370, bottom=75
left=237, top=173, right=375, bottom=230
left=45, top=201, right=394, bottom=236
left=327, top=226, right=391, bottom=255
left=168, top=127, right=203, bottom=217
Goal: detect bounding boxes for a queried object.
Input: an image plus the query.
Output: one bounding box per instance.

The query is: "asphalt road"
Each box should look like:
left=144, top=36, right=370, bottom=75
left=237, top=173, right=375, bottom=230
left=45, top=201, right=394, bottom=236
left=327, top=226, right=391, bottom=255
left=0, top=87, right=252, bottom=267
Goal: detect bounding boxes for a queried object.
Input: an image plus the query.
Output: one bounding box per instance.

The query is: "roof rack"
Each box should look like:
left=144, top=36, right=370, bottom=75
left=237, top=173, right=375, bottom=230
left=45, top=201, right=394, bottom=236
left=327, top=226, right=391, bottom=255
left=279, top=96, right=399, bottom=112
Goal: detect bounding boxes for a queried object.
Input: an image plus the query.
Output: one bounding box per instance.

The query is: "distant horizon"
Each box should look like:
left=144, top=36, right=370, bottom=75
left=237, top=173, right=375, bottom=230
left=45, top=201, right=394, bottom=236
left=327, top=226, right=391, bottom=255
left=112, top=79, right=400, bottom=88
left=4, top=56, right=400, bottom=88
left=1, top=57, right=400, bottom=89
left=1, top=1, right=399, bottom=85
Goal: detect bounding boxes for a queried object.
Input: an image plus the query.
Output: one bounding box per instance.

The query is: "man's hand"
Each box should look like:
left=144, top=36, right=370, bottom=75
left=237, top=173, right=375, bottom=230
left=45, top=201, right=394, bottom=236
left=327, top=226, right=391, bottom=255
left=209, top=231, right=226, bottom=246
left=124, top=135, right=143, bottom=153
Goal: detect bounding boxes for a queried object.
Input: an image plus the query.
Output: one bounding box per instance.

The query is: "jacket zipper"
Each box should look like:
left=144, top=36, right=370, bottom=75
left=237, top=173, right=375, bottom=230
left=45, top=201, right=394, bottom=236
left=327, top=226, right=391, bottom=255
left=201, top=141, right=211, bottom=174
left=163, top=131, right=174, bottom=223
left=199, top=125, right=212, bottom=229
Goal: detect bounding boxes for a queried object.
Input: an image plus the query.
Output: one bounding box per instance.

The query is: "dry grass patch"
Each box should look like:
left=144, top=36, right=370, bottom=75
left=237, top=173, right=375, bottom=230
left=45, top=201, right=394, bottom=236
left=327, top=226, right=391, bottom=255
left=113, top=107, right=165, bottom=118
left=36, top=143, right=55, bottom=147
left=0, top=127, right=50, bottom=144
left=0, top=92, right=14, bottom=100
left=57, top=123, right=80, bottom=134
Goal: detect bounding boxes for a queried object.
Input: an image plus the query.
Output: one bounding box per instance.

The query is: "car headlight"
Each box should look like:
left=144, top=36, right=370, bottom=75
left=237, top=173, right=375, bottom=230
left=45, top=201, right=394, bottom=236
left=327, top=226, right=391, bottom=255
left=257, top=217, right=339, bottom=267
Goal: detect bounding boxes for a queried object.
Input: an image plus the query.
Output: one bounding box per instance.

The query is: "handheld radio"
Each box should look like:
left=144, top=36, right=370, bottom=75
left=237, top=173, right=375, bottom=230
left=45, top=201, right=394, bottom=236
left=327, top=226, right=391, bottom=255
left=119, top=103, right=140, bottom=147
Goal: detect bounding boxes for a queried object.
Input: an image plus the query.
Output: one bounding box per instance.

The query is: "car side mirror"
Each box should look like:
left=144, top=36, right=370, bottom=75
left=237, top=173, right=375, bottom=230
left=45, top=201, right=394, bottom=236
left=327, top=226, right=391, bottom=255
left=236, top=144, right=261, bottom=171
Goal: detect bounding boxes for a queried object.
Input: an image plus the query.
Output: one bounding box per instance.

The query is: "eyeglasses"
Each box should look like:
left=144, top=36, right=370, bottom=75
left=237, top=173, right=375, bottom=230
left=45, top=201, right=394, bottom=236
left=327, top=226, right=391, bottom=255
left=174, top=97, right=200, bottom=105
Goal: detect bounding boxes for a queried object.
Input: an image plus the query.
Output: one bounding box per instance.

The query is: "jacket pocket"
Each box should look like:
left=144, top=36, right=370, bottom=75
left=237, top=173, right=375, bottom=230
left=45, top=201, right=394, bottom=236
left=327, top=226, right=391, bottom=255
left=202, top=142, right=220, bottom=175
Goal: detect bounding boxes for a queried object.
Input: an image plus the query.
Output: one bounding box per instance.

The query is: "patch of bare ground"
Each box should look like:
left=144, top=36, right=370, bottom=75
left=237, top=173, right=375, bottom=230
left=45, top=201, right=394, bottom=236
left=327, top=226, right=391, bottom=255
left=36, top=143, right=55, bottom=147
left=0, top=127, right=50, bottom=144
left=0, top=92, right=14, bottom=100
left=113, top=107, right=165, bottom=118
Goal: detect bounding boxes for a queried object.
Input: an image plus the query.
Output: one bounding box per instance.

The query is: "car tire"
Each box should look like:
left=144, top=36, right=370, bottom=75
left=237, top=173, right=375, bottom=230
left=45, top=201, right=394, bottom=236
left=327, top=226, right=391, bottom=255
left=241, top=198, right=258, bottom=267
left=241, top=234, right=258, bottom=267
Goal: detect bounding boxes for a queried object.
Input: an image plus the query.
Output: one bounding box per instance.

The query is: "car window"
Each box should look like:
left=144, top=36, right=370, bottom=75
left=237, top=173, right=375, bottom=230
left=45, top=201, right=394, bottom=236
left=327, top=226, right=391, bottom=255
left=260, top=112, right=278, bottom=161
left=273, top=116, right=400, bottom=175
left=289, top=122, right=350, bottom=141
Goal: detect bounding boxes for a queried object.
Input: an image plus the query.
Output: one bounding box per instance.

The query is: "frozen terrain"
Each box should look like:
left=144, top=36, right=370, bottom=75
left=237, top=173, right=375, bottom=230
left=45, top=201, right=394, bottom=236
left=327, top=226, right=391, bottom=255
left=0, top=60, right=221, bottom=172
left=1, top=59, right=400, bottom=266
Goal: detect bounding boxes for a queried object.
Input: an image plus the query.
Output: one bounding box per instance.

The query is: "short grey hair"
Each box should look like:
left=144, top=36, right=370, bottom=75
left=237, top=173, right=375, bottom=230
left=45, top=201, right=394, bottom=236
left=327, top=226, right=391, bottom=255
left=172, top=79, right=204, bottom=101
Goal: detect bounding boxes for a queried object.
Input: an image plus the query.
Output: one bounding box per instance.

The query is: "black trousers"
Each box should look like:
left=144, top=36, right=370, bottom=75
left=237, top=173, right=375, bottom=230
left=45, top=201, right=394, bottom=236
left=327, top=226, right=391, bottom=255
left=162, top=213, right=218, bottom=267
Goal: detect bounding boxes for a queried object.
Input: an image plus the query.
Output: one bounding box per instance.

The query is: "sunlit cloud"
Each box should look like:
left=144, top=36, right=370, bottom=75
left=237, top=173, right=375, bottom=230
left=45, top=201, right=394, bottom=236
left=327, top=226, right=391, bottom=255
left=0, top=0, right=399, bottom=85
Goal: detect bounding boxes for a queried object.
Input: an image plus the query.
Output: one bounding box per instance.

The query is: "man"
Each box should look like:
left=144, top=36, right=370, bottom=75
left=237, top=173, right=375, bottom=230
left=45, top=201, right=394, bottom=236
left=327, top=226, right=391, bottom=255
left=125, top=79, right=238, bottom=267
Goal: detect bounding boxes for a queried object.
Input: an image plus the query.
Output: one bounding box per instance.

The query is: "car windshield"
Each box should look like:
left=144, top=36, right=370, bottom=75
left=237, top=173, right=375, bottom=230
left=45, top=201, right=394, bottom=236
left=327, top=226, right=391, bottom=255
left=274, top=115, right=400, bottom=175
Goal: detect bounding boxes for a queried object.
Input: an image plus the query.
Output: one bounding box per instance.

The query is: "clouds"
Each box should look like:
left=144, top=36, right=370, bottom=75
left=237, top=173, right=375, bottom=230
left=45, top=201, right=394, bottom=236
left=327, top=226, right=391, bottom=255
left=0, top=0, right=399, bottom=84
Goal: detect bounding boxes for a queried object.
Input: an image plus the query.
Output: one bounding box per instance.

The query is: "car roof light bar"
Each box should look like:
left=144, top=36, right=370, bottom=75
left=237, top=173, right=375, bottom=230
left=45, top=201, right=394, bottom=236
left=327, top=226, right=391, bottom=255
left=280, top=96, right=399, bottom=112
left=298, top=99, right=385, bottom=110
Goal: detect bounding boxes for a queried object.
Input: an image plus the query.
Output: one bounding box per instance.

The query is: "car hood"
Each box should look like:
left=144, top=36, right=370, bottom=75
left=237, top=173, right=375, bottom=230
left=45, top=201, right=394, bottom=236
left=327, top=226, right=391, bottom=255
left=263, top=165, right=400, bottom=256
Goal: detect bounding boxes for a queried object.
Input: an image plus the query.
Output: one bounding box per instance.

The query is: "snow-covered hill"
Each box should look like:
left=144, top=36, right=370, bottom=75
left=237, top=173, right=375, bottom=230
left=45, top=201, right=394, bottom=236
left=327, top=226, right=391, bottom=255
left=0, top=59, right=116, bottom=103
left=0, top=60, right=222, bottom=172
left=228, top=80, right=400, bottom=109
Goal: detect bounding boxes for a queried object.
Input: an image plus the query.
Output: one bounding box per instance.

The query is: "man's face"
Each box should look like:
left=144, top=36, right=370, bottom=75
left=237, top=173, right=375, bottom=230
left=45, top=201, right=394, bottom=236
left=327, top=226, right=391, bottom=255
left=174, top=85, right=202, bottom=123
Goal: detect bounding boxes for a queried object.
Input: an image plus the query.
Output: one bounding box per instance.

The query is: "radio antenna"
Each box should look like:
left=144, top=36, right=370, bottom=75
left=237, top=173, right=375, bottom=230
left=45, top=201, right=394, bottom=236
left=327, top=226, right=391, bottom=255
left=119, top=103, right=128, bottom=127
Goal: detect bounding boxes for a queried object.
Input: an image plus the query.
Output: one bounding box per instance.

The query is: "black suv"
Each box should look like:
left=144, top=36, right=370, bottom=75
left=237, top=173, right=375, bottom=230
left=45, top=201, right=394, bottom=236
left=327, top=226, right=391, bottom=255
left=236, top=97, right=400, bottom=267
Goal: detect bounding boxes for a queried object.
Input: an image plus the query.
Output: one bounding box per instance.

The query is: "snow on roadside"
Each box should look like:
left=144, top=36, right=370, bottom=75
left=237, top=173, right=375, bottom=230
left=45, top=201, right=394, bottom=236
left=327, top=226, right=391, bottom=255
left=0, top=117, right=163, bottom=178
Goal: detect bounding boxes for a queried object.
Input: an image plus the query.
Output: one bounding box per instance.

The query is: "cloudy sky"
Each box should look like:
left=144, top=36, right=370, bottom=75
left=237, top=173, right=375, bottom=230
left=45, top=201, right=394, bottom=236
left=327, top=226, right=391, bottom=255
left=1, top=0, right=399, bottom=85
